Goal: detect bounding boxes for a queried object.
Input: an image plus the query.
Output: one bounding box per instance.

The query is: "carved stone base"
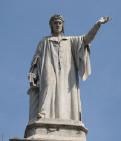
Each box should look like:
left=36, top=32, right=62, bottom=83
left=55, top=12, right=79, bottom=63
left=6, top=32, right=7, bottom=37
left=10, top=119, right=88, bottom=141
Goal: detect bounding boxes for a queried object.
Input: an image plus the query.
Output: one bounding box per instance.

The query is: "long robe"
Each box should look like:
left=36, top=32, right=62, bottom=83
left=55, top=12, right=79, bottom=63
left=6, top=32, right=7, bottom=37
left=28, top=23, right=100, bottom=121
left=28, top=36, right=90, bottom=121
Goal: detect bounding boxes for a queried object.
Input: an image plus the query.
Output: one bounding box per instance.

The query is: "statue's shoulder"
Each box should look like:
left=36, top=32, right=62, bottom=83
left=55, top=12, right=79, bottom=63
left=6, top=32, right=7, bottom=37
left=37, top=36, right=52, bottom=51
left=37, top=36, right=49, bottom=47
left=39, top=36, right=49, bottom=43
left=42, top=36, right=51, bottom=40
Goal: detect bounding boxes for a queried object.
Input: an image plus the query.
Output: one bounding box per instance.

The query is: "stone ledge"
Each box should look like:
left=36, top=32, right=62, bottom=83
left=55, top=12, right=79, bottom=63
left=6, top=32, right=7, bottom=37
left=10, top=136, right=86, bottom=141
left=26, top=118, right=88, bottom=134
left=10, top=119, right=87, bottom=141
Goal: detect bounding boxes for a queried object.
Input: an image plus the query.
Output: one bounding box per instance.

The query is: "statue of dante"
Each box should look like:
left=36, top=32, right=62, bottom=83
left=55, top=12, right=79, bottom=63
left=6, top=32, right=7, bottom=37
left=28, top=15, right=111, bottom=121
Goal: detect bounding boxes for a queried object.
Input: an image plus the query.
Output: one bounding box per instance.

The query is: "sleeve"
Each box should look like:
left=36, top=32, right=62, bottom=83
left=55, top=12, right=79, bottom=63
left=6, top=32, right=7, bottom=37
left=28, top=41, right=42, bottom=90
left=28, top=54, right=40, bottom=87
left=70, top=36, right=91, bottom=81
left=83, top=22, right=101, bottom=45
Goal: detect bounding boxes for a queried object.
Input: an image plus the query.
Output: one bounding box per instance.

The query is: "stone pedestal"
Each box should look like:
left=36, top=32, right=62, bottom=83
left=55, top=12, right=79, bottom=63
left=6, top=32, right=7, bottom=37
left=10, top=119, right=88, bottom=141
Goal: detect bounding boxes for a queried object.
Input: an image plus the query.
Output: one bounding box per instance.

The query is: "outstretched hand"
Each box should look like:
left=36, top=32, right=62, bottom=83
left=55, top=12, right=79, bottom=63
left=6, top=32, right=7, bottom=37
left=97, top=16, right=112, bottom=24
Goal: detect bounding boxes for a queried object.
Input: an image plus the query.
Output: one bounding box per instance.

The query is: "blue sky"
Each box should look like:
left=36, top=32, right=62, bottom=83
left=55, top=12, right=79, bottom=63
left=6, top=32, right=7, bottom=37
left=0, top=0, right=121, bottom=140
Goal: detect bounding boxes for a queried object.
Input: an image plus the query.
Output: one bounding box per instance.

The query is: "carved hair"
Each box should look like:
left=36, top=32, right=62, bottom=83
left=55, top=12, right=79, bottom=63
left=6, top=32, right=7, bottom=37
left=49, top=14, right=64, bottom=34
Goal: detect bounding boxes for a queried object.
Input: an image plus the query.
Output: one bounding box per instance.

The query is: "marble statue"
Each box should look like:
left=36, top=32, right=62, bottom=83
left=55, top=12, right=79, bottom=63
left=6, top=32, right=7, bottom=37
left=27, top=15, right=111, bottom=121
left=9, top=15, right=111, bottom=141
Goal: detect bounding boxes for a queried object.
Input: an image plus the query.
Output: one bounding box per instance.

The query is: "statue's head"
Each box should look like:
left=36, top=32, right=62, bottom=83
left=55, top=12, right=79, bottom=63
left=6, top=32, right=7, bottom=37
left=49, top=14, right=64, bottom=36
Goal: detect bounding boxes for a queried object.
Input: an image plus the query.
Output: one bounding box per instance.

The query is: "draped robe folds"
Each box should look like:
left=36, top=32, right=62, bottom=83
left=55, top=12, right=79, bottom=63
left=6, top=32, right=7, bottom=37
left=28, top=36, right=91, bottom=121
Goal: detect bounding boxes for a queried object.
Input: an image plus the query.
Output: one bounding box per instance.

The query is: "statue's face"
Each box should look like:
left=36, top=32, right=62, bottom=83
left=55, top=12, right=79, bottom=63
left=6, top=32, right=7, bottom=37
left=51, top=19, right=63, bottom=35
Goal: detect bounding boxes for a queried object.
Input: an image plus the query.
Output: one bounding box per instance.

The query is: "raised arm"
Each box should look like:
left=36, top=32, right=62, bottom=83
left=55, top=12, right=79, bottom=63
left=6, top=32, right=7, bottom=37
left=83, top=16, right=112, bottom=45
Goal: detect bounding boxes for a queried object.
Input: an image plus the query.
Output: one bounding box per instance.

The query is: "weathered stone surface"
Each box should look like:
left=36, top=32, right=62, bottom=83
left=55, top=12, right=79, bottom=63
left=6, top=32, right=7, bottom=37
left=9, top=15, right=112, bottom=141
left=10, top=119, right=87, bottom=141
left=10, top=137, right=85, bottom=141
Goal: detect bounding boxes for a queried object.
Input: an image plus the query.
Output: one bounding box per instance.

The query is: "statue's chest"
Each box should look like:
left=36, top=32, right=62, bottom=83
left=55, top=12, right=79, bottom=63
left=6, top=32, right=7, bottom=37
left=49, top=39, right=71, bottom=56
left=48, top=39, right=73, bottom=70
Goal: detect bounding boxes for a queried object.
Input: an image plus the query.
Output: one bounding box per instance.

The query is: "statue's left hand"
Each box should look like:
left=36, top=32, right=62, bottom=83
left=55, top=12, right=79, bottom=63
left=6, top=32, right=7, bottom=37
left=97, top=16, right=112, bottom=24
